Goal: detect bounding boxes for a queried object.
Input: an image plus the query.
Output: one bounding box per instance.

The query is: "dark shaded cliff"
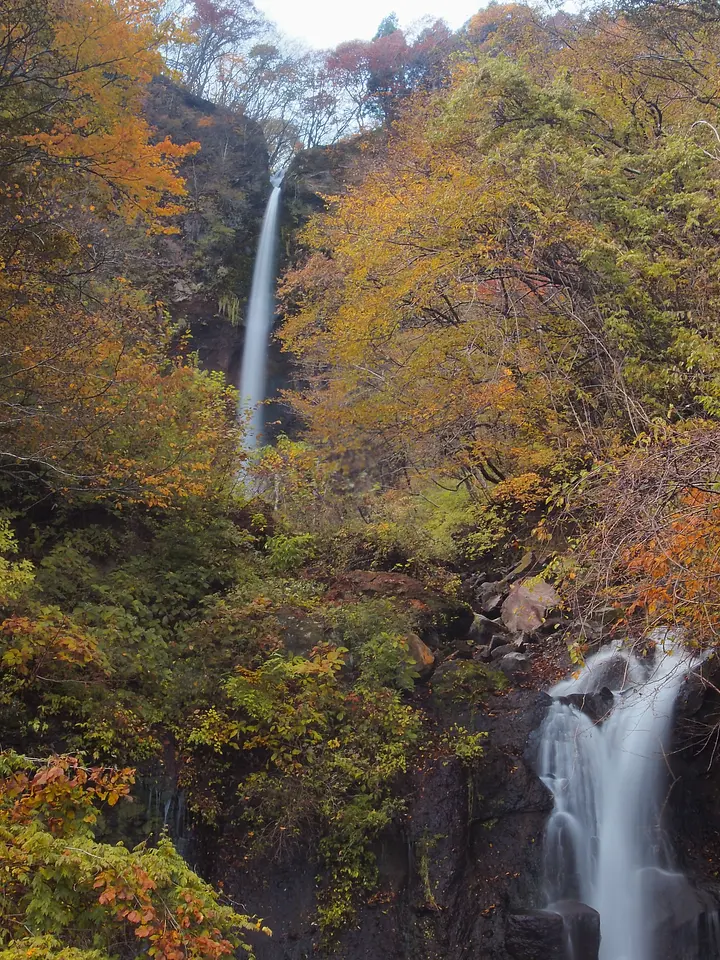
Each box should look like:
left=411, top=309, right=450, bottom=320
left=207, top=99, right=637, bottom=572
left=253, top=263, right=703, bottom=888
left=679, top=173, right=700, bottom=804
left=281, top=137, right=379, bottom=264
left=145, top=78, right=271, bottom=387
left=219, top=682, right=554, bottom=960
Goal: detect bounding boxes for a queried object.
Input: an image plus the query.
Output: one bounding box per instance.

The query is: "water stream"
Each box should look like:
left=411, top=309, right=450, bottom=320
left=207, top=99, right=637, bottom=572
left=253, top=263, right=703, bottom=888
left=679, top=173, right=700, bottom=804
left=238, top=183, right=282, bottom=448
left=538, top=635, right=716, bottom=960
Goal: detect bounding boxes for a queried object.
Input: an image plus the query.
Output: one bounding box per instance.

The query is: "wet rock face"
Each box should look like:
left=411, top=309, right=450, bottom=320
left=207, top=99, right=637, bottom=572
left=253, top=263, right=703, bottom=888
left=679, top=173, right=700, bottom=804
left=505, top=910, right=565, bottom=960
left=214, top=686, right=554, bottom=960
left=209, top=634, right=720, bottom=960
left=551, top=900, right=600, bottom=960
left=668, top=653, right=720, bottom=916
left=558, top=687, right=614, bottom=724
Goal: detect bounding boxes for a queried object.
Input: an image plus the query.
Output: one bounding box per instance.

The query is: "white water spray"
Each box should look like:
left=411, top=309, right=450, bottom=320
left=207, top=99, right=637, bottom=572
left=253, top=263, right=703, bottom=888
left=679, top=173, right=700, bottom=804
left=238, top=184, right=282, bottom=448
left=538, top=635, right=707, bottom=960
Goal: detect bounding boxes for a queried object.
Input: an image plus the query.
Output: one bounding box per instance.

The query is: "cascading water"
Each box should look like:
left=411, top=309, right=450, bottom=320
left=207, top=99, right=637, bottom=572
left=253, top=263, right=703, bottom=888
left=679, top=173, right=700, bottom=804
left=537, top=634, right=715, bottom=960
left=238, top=183, right=282, bottom=448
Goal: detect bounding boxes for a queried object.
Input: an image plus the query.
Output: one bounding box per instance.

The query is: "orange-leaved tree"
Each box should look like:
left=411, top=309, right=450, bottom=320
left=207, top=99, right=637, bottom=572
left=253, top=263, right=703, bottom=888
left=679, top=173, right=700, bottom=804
left=0, top=0, right=243, bottom=506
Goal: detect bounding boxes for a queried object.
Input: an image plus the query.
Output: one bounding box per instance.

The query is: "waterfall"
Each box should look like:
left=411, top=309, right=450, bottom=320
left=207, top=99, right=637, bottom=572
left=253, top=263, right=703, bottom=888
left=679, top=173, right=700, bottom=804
left=537, top=634, right=713, bottom=960
left=238, top=183, right=282, bottom=448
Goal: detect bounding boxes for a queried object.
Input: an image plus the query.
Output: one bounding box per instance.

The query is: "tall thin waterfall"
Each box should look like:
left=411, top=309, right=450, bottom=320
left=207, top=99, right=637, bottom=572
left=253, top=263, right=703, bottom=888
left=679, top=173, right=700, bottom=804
left=238, top=184, right=282, bottom=448
left=538, top=636, right=708, bottom=960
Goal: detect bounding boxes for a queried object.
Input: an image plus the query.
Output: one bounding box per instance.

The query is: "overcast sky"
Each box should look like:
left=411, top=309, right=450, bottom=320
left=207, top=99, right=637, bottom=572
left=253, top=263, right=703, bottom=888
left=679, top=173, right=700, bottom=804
left=254, top=0, right=484, bottom=49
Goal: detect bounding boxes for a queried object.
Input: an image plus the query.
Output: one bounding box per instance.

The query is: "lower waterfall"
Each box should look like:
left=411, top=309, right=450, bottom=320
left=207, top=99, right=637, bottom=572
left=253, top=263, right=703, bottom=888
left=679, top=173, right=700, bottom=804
left=537, top=635, right=718, bottom=960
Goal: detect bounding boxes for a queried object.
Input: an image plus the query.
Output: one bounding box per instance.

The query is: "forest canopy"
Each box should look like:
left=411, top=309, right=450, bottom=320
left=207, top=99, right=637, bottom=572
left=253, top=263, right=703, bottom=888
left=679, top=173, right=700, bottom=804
left=280, top=0, right=720, bottom=641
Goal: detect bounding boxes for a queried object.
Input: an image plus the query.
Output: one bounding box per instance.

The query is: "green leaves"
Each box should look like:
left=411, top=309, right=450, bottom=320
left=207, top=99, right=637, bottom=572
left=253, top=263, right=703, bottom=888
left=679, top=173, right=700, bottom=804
left=0, top=521, right=34, bottom=607
left=0, top=754, right=262, bottom=957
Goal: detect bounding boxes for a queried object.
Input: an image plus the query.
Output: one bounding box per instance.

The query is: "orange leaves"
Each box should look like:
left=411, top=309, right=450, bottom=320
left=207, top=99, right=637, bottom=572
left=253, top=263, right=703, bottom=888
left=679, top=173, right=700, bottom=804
left=0, top=0, right=245, bottom=506
left=0, top=753, right=261, bottom=957
left=6, top=0, right=196, bottom=229
left=22, top=124, right=199, bottom=230
left=623, top=488, right=720, bottom=634
left=1, top=756, right=135, bottom=835
left=75, top=356, right=242, bottom=508
left=0, top=613, right=108, bottom=677
left=93, top=863, right=237, bottom=960
left=1, top=288, right=241, bottom=506
left=574, top=430, right=720, bottom=645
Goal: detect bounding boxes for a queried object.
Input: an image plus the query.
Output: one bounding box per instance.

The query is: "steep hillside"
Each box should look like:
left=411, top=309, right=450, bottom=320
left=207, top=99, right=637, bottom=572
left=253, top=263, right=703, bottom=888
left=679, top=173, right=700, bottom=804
left=146, top=78, right=271, bottom=386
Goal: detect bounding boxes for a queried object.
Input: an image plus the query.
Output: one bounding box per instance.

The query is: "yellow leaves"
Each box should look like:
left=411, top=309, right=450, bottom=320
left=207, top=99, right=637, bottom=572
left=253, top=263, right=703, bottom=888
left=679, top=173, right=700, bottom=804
left=5, top=0, right=198, bottom=229
left=279, top=61, right=600, bottom=479
left=0, top=614, right=107, bottom=676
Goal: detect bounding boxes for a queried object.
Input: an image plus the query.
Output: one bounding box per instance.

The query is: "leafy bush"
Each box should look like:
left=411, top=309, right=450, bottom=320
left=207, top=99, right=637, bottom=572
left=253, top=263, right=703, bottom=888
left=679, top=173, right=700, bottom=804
left=440, top=724, right=488, bottom=766
left=356, top=631, right=419, bottom=691
left=176, top=646, right=424, bottom=938
left=0, top=521, right=34, bottom=606
left=0, top=753, right=265, bottom=958
left=265, top=533, right=317, bottom=573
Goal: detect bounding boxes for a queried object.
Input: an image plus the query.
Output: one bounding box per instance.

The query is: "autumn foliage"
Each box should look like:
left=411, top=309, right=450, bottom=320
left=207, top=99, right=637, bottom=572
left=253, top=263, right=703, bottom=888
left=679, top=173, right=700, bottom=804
left=0, top=754, right=264, bottom=958
left=0, top=0, right=241, bottom=507
left=277, top=2, right=720, bottom=639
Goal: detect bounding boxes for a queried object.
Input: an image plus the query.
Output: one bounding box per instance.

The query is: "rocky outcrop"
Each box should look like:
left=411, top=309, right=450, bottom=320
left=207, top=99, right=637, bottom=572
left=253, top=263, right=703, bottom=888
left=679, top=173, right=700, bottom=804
left=188, top=542, right=720, bottom=960
left=281, top=138, right=377, bottom=260
left=326, top=570, right=474, bottom=645
left=667, top=653, right=720, bottom=906
left=558, top=687, right=614, bottom=724
left=501, top=580, right=560, bottom=635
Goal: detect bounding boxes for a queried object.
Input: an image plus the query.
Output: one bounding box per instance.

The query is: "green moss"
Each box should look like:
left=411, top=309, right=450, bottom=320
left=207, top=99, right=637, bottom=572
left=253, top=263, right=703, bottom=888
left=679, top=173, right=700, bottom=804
left=432, top=661, right=508, bottom=704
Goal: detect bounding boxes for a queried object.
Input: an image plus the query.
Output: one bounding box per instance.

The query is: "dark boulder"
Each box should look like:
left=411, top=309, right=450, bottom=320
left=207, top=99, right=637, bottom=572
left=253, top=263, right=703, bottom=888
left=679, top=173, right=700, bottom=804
left=588, top=605, right=623, bottom=628
left=468, top=613, right=506, bottom=645
left=498, top=652, right=532, bottom=679
left=490, top=634, right=511, bottom=653
left=551, top=900, right=600, bottom=960
left=506, top=909, right=566, bottom=960
left=558, top=688, right=614, bottom=724
left=675, top=656, right=720, bottom=722
left=491, top=644, right=515, bottom=660
left=477, top=580, right=507, bottom=617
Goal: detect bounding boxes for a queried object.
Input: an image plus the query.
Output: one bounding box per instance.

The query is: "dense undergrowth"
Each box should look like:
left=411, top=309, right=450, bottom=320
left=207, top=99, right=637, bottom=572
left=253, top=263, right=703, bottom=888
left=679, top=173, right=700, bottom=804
left=0, top=479, right=505, bottom=949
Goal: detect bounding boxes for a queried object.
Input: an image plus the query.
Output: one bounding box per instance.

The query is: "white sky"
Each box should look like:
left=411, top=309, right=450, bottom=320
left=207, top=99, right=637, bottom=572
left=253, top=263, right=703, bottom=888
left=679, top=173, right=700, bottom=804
left=254, top=0, right=485, bottom=49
